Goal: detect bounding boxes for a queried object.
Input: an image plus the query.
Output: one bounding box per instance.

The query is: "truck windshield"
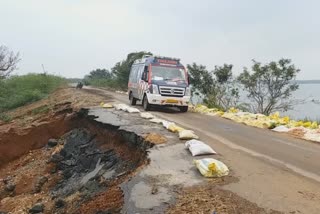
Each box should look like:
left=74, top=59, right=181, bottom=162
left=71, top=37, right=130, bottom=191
left=151, top=66, right=187, bottom=82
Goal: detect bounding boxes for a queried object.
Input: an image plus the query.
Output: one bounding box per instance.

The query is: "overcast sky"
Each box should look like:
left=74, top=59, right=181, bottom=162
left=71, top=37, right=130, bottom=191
left=1, top=0, right=319, bottom=79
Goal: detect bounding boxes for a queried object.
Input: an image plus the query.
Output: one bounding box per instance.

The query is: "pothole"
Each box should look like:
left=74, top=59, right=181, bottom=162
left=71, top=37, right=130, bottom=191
left=0, top=109, right=151, bottom=213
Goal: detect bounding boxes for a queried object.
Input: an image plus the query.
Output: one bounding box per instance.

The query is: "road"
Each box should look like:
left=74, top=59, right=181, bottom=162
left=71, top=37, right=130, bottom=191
left=86, top=87, right=320, bottom=213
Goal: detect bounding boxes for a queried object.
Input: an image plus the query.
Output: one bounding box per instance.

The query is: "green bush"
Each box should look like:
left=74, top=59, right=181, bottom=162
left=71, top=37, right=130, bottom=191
left=0, top=73, right=66, bottom=112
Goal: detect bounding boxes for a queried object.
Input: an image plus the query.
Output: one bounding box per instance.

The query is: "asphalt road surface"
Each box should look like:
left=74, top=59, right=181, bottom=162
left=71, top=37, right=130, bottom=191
left=86, top=87, right=320, bottom=214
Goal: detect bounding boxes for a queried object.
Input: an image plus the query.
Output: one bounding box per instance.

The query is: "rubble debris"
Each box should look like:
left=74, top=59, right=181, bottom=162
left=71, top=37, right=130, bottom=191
left=2, top=176, right=12, bottom=185
left=55, top=198, right=65, bottom=208
left=33, top=176, right=48, bottom=193
left=4, top=183, right=16, bottom=192
left=48, top=138, right=58, bottom=147
left=29, top=203, right=44, bottom=214
left=50, top=153, right=64, bottom=163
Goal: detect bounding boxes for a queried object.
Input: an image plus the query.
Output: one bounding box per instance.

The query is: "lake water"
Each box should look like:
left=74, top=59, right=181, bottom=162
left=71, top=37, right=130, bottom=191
left=191, top=84, right=320, bottom=120
left=285, top=84, right=320, bottom=120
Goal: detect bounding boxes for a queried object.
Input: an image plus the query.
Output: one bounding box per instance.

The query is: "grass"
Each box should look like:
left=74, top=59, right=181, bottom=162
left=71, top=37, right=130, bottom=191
left=0, top=113, right=12, bottom=122
left=31, top=105, right=51, bottom=115
left=0, top=73, right=66, bottom=115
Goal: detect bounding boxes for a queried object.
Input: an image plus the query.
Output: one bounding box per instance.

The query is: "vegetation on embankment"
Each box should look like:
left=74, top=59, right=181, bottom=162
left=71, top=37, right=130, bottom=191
left=0, top=73, right=66, bottom=114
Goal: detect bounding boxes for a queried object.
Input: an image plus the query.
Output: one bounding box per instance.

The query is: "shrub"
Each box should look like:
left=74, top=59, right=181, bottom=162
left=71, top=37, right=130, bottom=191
left=0, top=73, right=66, bottom=112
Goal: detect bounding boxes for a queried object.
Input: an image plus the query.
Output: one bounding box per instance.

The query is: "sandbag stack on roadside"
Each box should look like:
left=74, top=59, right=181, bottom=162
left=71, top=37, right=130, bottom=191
left=189, top=104, right=320, bottom=142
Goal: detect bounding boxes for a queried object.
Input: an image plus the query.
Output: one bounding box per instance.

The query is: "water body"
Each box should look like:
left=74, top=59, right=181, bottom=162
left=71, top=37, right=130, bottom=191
left=286, top=84, right=320, bottom=120
left=191, top=84, right=320, bottom=120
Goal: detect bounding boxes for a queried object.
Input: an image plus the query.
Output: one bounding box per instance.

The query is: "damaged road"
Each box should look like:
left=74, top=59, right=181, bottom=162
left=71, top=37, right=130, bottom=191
left=0, top=88, right=291, bottom=213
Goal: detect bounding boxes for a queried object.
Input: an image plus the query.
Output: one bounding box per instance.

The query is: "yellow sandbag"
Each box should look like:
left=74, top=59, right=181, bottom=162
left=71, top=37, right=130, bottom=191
left=282, top=116, right=290, bottom=124
left=179, top=130, right=199, bottom=140
left=269, top=112, right=280, bottom=120
left=216, top=111, right=224, bottom=116
left=194, top=104, right=208, bottom=113
left=194, top=158, right=229, bottom=178
left=222, top=113, right=234, bottom=120
left=303, top=121, right=312, bottom=128
left=228, top=107, right=239, bottom=113
left=102, top=103, right=113, bottom=108
left=310, top=122, right=319, bottom=129
left=207, top=108, right=219, bottom=113
left=167, top=124, right=185, bottom=133
left=292, top=121, right=304, bottom=127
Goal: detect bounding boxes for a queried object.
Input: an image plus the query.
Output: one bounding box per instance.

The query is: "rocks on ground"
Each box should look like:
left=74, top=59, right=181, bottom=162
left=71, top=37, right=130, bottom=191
left=29, top=203, right=44, bottom=214
left=33, top=176, right=48, bottom=193
left=47, top=138, right=58, bottom=147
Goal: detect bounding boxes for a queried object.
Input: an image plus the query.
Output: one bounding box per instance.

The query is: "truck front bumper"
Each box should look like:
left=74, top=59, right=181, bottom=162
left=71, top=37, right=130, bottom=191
left=146, top=94, right=190, bottom=106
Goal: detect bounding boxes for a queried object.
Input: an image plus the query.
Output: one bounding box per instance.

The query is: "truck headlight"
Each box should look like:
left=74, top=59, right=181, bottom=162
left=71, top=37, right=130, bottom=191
left=152, top=84, right=159, bottom=94
left=149, top=84, right=159, bottom=94
left=185, top=87, right=191, bottom=96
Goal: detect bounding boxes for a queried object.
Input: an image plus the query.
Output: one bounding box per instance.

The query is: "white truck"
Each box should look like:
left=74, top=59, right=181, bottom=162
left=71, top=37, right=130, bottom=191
left=128, top=55, right=191, bottom=112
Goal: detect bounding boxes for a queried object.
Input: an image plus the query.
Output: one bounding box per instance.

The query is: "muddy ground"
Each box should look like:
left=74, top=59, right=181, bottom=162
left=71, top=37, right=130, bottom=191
left=0, top=87, right=282, bottom=213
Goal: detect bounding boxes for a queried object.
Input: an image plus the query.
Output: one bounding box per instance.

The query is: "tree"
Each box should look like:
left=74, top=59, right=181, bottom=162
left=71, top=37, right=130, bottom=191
left=187, top=63, right=214, bottom=96
left=238, top=59, right=300, bottom=115
left=87, top=68, right=113, bottom=79
left=83, top=68, right=114, bottom=86
left=0, top=45, right=20, bottom=79
left=188, top=63, right=240, bottom=110
left=112, top=51, right=152, bottom=90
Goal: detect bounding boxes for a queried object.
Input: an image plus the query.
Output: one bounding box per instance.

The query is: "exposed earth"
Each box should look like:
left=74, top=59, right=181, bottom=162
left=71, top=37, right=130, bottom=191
left=0, top=87, right=318, bottom=213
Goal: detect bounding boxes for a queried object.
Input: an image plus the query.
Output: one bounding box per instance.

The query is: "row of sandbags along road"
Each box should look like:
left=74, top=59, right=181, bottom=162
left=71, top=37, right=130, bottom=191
left=190, top=105, right=320, bottom=143
left=100, top=102, right=229, bottom=178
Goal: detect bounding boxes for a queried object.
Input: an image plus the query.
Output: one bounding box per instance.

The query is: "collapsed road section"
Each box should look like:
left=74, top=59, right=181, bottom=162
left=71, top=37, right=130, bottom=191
left=0, top=106, right=152, bottom=213
left=0, top=102, right=282, bottom=214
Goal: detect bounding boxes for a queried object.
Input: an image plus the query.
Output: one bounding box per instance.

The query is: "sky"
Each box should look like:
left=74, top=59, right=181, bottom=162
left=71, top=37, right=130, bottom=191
left=1, top=0, right=319, bottom=79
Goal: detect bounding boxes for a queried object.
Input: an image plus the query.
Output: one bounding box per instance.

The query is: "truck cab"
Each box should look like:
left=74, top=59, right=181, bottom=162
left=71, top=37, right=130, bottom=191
left=128, top=55, right=190, bottom=112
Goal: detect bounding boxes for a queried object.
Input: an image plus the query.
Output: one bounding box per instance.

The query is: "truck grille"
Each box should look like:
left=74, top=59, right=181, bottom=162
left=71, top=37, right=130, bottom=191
left=159, top=86, right=185, bottom=96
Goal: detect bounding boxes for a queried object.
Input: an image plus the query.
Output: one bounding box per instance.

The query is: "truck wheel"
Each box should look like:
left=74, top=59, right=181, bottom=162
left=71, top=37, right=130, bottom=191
left=129, top=92, right=137, bottom=106
left=179, top=106, right=188, bottom=113
left=143, top=95, right=151, bottom=111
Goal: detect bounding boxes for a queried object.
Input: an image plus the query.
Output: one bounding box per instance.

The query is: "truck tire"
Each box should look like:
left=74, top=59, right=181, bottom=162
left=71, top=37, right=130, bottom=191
left=129, top=92, right=137, bottom=106
left=142, top=95, right=151, bottom=111
left=179, top=106, right=188, bottom=113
